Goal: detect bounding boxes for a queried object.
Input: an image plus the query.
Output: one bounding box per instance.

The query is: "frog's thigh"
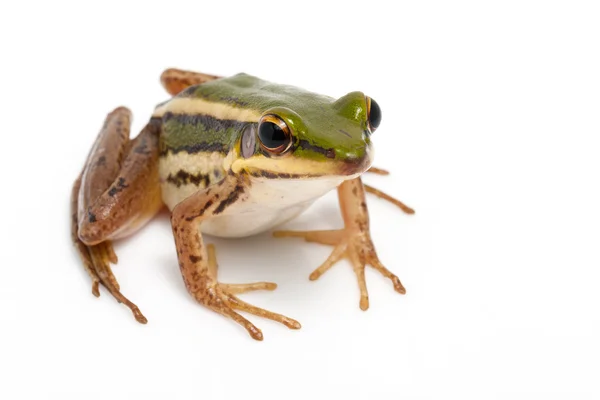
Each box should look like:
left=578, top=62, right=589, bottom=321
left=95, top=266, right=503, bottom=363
left=71, top=108, right=162, bottom=323
left=160, top=68, right=221, bottom=96
left=77, top=114, right=163, bottom=245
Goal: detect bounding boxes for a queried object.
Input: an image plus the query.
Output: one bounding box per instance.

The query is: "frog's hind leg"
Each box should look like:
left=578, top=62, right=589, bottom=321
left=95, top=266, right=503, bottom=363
left=364, top=167, right=415, bottom=214
left=160, top=68, right=221, bottom=96
left=71, top=107, right=163, bottom=323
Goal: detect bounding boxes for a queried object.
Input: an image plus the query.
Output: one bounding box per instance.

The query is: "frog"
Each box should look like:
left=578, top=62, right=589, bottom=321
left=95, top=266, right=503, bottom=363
left=71, top=68, right=415, bottom=340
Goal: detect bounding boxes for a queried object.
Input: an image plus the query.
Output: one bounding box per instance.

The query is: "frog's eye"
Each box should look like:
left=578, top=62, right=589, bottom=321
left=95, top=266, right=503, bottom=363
left=258, top=114, right=292, bottom=155
left=366, top=97, right=382, bottom=133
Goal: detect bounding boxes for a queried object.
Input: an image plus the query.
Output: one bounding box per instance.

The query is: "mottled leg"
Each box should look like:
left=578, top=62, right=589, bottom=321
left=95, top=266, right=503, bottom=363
left=274, top=177, right=406, bottom=310
left=160, top=68, right=221, bottom=96
left=171, top=175, right=300, bottom=340
left=72, top=107, right=163, bottom=323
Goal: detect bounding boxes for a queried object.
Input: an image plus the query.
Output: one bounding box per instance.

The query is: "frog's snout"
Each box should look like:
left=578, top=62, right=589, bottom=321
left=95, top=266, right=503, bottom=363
left=339, top=143, right=373, bottom=176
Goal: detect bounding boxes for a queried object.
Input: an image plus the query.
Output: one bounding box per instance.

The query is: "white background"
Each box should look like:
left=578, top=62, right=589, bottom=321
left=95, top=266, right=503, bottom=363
left=1, top=1, right=599, bottom=399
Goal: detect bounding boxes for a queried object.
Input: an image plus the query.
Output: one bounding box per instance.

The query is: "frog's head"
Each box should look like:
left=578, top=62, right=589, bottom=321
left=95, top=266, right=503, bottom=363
left=231, top=91, right=381, bottom=180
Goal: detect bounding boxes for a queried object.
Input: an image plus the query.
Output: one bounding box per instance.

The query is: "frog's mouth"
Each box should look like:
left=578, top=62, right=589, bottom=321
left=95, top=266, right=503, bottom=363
left=232, top=144, right=373, bottom=180
left=242, top=159, right=371, bottom=181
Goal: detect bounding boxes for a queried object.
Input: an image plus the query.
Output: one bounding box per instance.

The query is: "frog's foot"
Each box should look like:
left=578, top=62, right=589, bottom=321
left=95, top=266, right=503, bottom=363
left=192, top=245, right=301, bottom=341
left=75, top=239, right=147, bottom=324
left=274, top=177, right=409, bottom=310
left=274, top=229, right=405, bottom=310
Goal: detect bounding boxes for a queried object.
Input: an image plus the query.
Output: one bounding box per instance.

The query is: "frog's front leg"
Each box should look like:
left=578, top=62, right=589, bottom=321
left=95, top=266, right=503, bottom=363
left=274, top=177, right=405, bottom=310
left=171, top=174, right=301, bottom=341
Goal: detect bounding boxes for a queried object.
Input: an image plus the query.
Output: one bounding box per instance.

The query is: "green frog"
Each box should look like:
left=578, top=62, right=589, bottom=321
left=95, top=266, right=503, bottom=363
left=71, top=68, right=414, bottom=340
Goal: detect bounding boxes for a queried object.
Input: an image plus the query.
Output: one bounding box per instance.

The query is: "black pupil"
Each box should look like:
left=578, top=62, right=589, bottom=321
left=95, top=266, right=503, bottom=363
left=369, top=98, right=382, bottom=131
left=259, top=121, right=287, bottom=149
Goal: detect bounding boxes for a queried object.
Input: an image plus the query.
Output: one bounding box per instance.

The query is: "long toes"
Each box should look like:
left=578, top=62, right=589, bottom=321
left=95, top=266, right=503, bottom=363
left=363, top=184, right=415, bottom=214
left=273, top=229, right=342, bottom=246
left=309, top=244, right=346, bottom=281
left=370, top=259, right=406, bottom=295
left=226, top=295, right=301, bottom=330
left=366, top=166, right=390, bottom=175
left=89, top=245, right=147, bottom=324
left=221, top=282, right=277, bottom=294
left=349, top=252, right=370, bottom=311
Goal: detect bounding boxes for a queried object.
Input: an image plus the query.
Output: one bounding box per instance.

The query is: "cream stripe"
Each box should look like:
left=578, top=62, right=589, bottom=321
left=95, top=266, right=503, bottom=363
left=159, top=151, right=226, bottom=179
left=231, top=156, right=341, bottom=176
left=153, top=97, right=261, bottom=122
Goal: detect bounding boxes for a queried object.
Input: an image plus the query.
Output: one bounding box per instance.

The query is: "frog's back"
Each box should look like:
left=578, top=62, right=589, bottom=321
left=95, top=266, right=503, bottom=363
left=154, top=73, right=336, bottom=124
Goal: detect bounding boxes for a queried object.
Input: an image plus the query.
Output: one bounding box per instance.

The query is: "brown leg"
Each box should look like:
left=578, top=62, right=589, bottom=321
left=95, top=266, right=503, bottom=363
left=364, top=167, right=415, bottom=214
left=171, top=174, right=300, bottom=341
left=366, top=166, right=390, bottom=175
left=274, top=177, right=406, bottom=310
left=71, top=107, right=163, bottom=323
left=160, top=68, right=221, bottom=96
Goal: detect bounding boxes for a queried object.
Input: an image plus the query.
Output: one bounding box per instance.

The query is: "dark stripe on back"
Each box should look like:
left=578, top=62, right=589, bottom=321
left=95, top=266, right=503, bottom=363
left=161, top=142, right=228, bottom=155
left=160, top=112, right=248, bottom=156
left=163, top=112, right=246, bottom=129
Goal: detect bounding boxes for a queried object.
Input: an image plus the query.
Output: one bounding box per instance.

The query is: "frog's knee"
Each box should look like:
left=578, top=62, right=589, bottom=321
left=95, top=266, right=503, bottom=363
left=77, top=215, right=107, bottom=246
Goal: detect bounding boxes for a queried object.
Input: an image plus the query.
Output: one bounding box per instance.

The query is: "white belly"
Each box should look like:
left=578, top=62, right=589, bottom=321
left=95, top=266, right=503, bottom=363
left=201, top=176, right=345, bottom=238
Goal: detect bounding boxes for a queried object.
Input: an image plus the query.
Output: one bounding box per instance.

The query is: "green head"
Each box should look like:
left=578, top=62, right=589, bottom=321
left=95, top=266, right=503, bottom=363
left=226, top=74, right=382, bottom=178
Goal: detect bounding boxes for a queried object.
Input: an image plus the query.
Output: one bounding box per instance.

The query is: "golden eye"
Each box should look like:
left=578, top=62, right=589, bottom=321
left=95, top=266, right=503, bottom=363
left=258, top=114, right=292, bottom=154
left=366, top=97, right=382, bottom=133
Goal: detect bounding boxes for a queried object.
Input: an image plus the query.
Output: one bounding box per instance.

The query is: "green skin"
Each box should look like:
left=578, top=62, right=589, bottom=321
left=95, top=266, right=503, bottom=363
left=158, top=73, right=373, bottom=166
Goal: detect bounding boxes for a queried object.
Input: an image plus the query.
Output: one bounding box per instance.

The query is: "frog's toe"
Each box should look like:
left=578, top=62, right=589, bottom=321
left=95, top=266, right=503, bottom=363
left=197, top=284, right=300, bottom=341
left=194, top=244, right=300, bottom=340
left=220, top=288, right=302, bottom=330
left=85, top=241, right=148, bottom=324
left=273, top=229, right=343, bottom=246
left=220, top=282, right=277, bottom=294
left=363, top=184, right=415, bottom=214
left=366, top=166, right=390, bottom=175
